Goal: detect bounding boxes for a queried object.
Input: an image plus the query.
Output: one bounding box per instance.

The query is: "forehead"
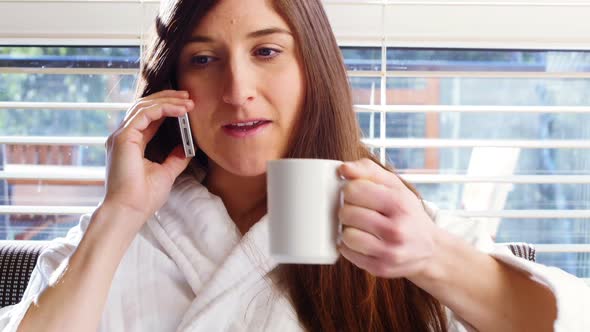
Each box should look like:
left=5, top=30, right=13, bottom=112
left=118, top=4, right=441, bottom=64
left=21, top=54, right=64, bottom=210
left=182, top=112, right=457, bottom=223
left=191, top=0, right=289, bottom=35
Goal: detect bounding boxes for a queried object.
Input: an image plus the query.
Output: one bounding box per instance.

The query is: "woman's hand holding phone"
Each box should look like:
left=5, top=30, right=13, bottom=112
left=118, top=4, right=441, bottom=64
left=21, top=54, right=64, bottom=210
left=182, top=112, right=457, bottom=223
left=102, top=89, right=195, bottom=231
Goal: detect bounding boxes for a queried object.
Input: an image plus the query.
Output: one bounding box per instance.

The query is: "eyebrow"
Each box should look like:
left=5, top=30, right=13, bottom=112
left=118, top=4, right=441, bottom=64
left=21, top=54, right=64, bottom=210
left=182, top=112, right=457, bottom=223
left=246, top=27, right=292, bottom=39
left=185, top=27, right=292, bottom=44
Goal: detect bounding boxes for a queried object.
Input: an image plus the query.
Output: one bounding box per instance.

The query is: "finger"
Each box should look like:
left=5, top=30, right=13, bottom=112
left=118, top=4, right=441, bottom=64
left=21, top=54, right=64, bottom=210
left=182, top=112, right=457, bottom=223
left=339, top=243, right=390, bottom=277
left=161, top=145, right=193, bottom=179
left=340, top=243, right=421, bottom=278
left=141, top=117, right=166, bottom=147
left=339, top=158, right=403, bottom=189
left=135, top=98, right=193, bottom=146
left=123, top=89, right=190, bottom=121
left=143, top=89, right=189, bottom=101
left=342, top=179, right=396, bottom=217
left=137, top=97, right=193, bottom=110
left=340, top=226, right=384, bottom=257
left=126, top=103, right=191, bottom=134
left=120, top=103, right=191, bottom=151
left=339, top=204, right=399, bottom=242
left=124, top=97, right=193, bottom=122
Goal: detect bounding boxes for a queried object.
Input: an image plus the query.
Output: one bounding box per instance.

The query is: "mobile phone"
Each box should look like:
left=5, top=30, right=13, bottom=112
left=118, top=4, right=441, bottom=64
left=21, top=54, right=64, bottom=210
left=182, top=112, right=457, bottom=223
left=178, top=113, right=195, bottom=158
left=169, top=80, right=196, bottom=158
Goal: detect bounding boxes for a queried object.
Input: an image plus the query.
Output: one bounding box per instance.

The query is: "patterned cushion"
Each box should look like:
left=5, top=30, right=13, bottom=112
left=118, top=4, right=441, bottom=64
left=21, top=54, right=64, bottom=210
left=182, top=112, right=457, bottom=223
left=0, top=241, right=50, bottom=308
left=505, top=242, right=536, bottom=262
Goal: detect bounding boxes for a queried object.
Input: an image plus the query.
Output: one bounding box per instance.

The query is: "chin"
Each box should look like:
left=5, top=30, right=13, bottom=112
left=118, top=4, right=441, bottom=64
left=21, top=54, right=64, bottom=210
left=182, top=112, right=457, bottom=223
left=216, top=154, right=272, bottom=177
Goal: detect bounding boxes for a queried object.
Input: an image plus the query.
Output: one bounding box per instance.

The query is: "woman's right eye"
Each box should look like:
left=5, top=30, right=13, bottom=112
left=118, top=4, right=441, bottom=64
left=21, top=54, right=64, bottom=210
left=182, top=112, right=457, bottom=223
left=189, top=55, right=215, bottom=66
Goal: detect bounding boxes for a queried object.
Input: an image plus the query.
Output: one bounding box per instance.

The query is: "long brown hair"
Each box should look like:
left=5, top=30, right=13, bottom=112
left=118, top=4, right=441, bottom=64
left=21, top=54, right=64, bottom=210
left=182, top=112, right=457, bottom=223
left=140, top=0, right=447, bottom=331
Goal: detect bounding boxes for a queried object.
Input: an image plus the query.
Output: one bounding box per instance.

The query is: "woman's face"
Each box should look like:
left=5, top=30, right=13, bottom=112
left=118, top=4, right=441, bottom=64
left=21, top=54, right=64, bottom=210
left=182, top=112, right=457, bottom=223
left=176, top=0, right=305, bottom=177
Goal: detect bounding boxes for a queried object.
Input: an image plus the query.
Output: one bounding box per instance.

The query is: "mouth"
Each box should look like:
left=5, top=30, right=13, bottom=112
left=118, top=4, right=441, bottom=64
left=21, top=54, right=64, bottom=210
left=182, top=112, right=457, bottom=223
left=222, top=119, right=272, bottom=138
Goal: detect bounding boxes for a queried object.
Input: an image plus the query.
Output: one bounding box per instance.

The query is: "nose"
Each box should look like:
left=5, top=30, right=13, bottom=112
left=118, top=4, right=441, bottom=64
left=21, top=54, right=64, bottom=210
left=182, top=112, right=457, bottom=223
left=221, top=57, right=256, bottom=107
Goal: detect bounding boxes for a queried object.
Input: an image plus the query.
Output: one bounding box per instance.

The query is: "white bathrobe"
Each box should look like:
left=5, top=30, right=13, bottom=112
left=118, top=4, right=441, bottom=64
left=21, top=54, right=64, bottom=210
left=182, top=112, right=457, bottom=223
left=1, top=174, right=589, bottom=331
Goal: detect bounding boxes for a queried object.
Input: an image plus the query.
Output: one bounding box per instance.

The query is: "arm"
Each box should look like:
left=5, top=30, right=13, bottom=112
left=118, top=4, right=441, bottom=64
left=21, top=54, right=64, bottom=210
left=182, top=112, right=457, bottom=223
left=15, top=89, right=194, bottom=332
left=337, top=159, right=567, bottom=332
left=410, top=229, right=556, bottom=332
left=17, top=205, right=144, bottom=332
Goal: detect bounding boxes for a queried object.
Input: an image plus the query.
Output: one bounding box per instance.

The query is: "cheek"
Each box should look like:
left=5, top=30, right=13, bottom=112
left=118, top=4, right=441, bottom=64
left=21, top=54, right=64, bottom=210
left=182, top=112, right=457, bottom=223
left=178, top=72, right=219, bottom=103
left=183, top=89, right=216, bottom=143
left=273, top=66, right=305, bottom=121
left=183, top=81, right=219, bottom=124
left=185, top=84, right=215, bottom=105
left=191, top=105, right=219, bottom=148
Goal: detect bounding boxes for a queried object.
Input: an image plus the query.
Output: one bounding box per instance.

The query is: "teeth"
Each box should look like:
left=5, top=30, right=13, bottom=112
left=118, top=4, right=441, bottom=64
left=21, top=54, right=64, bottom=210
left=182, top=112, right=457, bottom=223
left=234, top=121, right=260, bottom=127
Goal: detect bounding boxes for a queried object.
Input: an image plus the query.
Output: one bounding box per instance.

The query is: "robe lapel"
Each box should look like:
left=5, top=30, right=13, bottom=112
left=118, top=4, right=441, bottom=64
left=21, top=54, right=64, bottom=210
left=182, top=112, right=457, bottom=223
left=146, top=175, right=278, bottom=331
left=175, top=217, right=277, bottom=331
left=148, top=175, right=241, bottom=295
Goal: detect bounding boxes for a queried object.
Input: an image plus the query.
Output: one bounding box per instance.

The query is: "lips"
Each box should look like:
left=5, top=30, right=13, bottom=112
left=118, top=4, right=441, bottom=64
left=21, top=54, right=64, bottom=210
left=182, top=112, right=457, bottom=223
left=223, top=120, right=270, bottom=130
left=222, top=119, right=272, bottom=138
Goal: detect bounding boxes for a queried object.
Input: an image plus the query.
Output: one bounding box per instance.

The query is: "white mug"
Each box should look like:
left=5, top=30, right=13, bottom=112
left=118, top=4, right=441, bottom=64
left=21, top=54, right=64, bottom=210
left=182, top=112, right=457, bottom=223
left=267, top=159, right=344, bottom=264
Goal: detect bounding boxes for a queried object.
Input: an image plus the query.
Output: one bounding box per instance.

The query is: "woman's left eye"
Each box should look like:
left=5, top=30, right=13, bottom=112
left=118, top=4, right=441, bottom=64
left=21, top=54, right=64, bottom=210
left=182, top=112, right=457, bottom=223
left=254, top=47, right=280, bottom=59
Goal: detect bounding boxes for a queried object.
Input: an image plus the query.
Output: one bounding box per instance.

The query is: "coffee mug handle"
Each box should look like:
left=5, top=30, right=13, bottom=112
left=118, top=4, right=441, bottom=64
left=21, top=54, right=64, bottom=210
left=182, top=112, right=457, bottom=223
left=337, top=177, right=347, bottom=246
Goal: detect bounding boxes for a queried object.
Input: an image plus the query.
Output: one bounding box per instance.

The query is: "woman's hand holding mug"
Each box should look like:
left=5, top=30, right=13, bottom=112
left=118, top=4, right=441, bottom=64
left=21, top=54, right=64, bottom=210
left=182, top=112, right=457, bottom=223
left=338, top=158, right=441, bottom=280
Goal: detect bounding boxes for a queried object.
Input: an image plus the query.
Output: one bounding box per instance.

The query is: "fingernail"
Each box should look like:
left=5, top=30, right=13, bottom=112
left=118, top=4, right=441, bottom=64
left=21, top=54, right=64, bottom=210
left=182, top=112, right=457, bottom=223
left=338, top=163, right=349, bottom=178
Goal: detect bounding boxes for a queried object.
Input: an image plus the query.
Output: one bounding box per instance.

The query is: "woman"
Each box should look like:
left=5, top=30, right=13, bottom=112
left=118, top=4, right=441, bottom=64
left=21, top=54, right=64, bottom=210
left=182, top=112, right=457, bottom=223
left=1, top=0, right=589, bottom=331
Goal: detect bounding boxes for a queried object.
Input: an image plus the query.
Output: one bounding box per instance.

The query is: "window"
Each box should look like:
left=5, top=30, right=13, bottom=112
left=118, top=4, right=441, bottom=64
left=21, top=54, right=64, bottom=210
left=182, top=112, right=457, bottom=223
left=352, top=47, right=590, bottom=277
left=0, top=46, right=139, bottom=240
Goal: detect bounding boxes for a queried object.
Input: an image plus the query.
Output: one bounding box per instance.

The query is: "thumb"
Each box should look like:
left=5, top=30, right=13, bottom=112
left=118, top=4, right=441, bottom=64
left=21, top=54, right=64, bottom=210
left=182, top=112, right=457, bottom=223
left=161, top=145, right=193, bottom=179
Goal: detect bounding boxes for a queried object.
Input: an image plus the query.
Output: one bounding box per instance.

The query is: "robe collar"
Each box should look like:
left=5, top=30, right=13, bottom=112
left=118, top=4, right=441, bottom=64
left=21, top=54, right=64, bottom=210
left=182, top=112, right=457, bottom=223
left=147, top=172, right=278, bottom=331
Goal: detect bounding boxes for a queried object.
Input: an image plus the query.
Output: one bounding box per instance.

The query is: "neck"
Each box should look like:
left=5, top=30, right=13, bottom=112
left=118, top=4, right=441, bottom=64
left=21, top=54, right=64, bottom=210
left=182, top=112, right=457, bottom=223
left=204, top=162, right=267, bottom=235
